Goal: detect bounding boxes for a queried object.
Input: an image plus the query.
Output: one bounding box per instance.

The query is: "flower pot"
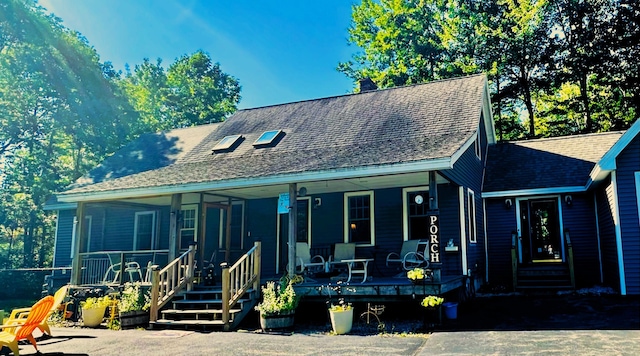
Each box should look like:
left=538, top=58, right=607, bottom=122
left=329, top=308, right=353, bottom=335
left=442, top=302, right=458, bottom=319
left=82, top=306, right=107, bottom=327
left=260, top=310, right=295, bottom=331
left=120, top=310, right=150, bottom=329
left=422, top=306, right=442, bottom=330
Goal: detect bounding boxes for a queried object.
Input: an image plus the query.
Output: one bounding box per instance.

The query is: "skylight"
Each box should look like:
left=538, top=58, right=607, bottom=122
left=253, top=130, right=283, bottom=147
left=212, top=135, right=242, bottom=152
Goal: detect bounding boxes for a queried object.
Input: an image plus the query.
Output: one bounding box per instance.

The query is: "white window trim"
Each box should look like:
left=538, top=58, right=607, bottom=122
left=635, top=172, right=640, bottom=226
left=343, top=191, right=375, bottom=246
left=133, top=211, right=157, bottom=250
left=468, top=189, right=477, bottom=243
left=180, top=204, right=199, bottom=250
left=402, top=186, right=430, bottom=242
left=475, top=131, right=481, bottom=160
left=70, top=215, right=92, bottom=258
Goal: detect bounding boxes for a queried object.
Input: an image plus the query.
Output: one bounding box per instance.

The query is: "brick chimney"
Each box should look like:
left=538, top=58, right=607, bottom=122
left=358, top=78, right=378, bottom=92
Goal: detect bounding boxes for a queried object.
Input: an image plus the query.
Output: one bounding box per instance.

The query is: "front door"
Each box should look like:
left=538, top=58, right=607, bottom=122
left=201, top=202, right=244, bottom=271
left=277, top=197, right=311, bottom=274
left=518, top=198, right=563, bottom=264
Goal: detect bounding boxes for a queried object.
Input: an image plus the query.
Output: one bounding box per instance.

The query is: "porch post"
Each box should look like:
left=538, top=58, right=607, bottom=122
left=225, top=198, right=232, bottom=262
left=70, top=202, right=85, bottom=285
left=429, top=171, right=438, bottom=210
left=169, top=193, right=182, bottom=262
left=287, top=183, right=297, bottom=278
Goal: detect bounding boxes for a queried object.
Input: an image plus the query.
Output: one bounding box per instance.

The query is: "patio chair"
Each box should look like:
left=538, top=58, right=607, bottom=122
left=102, top=253, right=143, bottom=284
left=0, top=295, right=55, bottom=356
left=2, top=285, right=69, bottom=337
left=295, top=242, right=326, bottom=276
left=328, top=243, right=356, bottom=271
left=386, top=239, right=429, bottom=271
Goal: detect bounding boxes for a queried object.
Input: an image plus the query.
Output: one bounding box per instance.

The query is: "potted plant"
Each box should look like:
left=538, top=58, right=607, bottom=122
left=324, top=283, right=353, bottom=335
left=81, top=295, right=112, bottom=327
left=328, top=299, right=353, bottom=335
left=420, top=295, right=444, bottom=329
left=255, top=280, right=298, bottom=331
left=407, top=268, right=427, bottom=283
left=117, top=282, right=151, bottom=329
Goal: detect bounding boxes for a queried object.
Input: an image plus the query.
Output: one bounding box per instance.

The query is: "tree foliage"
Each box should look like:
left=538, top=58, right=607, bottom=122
left=340, top=0, right=639, bottom=139
left=0, top=0, right=241, bottom=269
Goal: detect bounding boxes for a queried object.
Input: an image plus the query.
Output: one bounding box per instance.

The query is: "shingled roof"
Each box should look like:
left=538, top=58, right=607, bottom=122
left=483, top=131, right=625, bottom=194
left=59, top=74, right=488, bottom=199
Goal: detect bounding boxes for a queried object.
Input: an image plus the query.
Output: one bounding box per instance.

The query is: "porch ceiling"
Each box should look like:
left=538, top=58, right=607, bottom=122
left=117, top=171, right=449, bottom=206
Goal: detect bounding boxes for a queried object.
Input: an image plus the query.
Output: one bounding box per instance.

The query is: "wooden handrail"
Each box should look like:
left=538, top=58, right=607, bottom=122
left=221, top=241, right=261, bottom=331
left=564, top=228, right=576, bottom=289
left=149, top=244, right=196, bottom=322
left=511, top=231, right=518, bottom=291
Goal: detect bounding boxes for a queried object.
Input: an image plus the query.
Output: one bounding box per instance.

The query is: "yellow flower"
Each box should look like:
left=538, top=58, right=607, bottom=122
left=421, top=295, right=444, bottom=308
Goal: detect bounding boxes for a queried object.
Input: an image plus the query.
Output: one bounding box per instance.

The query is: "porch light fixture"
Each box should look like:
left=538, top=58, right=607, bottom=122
left=313, top=197, right=322, bottom=209
left=565, top=195, right=573, bottom=206
left=298, top=186, right=307, bottom=197
left=504, top=198, right=512, bottom=209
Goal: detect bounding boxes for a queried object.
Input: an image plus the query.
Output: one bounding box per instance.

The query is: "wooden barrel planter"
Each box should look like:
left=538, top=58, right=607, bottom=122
left=120, top=310, right=150, bottom=329
left=259, top=310, right=295, bottom=331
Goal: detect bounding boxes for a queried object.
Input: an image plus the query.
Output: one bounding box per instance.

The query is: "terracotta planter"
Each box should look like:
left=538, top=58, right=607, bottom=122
left=82, top=306, right=107, bottom=327
left=120, top=310, right=150, bottom=329
left=329, top=308, right=353, bottom=335
left=260, top=310, right=295, bottom=331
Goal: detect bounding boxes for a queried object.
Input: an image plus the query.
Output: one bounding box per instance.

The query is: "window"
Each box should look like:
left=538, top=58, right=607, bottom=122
left=253, top=130, right=283, bottom=147
left=213, top=135, right=242, bottom=152
left=180, top=205, right=198, bottom=251
left=475, top=132, right=481, bottom=159
left=344, top=191, right=375, bottom=246
left=468, top=189, right=477, bottom=243
left=134, top=211, right=156, bottom=250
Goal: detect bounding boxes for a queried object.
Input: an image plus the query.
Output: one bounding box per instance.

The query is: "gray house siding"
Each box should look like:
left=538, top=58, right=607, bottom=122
left=561, top=193, right=600, bottom=288
left=53, top=209, right=75, bottom=268
left=615, top=134, right=640, bottom=295
left=596, top=180, right=621, bottom=292
left=484, top=198, right=518, bottom=288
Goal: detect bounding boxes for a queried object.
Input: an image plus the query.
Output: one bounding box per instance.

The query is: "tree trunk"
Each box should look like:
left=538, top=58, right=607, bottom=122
left=521, top=70, right=536, bottom=137
left=579, top=74, right=593, bottom=133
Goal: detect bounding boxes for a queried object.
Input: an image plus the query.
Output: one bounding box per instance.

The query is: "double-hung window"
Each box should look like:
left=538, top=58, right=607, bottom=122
left=468, top=189, right=477, bottom=243
left=344, top=191, right=375, bottom=246
left=134, top=211, right=156, bottom=250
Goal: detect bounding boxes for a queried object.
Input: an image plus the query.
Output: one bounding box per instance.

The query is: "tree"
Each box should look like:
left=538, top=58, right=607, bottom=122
left=120, top=51, right=241, bottom=132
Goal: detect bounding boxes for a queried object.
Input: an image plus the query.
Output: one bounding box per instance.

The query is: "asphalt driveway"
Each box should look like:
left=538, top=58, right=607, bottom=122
left=4, top=293, right=639, bottom=355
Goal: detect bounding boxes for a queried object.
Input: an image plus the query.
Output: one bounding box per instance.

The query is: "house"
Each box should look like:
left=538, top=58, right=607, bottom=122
left=484, top=119, right=640, bottom=295
left=44, top=74, right=639, bottom=329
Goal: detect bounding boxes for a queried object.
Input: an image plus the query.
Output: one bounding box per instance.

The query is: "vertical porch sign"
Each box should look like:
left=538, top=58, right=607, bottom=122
left=278, top=193, right=290, bottom=214
left=428, top=211, right=440, bottom=263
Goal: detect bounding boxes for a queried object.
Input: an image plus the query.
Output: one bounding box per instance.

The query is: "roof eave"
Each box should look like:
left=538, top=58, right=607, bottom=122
left=57, top=157, right=453, bottom=203
left=482, top=186, right=586, bottom=198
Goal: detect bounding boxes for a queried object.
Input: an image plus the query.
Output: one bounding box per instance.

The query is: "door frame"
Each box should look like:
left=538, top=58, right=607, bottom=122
left=515, top=195, right=565, bottom=264
left=276, top=196, right=311, bottom=274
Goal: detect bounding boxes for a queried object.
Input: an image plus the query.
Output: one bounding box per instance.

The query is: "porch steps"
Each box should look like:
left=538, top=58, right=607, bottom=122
left=517, top=263, right=573, bottom=291
left=150, top=285, right=257, bottom=331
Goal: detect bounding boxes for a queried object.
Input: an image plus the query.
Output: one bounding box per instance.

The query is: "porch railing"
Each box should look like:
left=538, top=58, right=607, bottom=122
left=511, top=231, right=518, bottom=291
left=564, top=228, right=576, bottom=289
left=78, top=249, right=169, bottom=285
left=221, top=241, right=261, bottom=331
left=149, top=245, right=196, bottom=322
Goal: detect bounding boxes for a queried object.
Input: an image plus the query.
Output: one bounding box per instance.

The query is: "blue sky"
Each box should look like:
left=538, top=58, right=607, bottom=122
left=39, top=0, right=358, bottom=109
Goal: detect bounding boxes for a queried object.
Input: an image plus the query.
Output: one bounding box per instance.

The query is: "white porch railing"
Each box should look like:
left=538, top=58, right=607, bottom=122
left=221, top=241, right=261, bottom=331
left=149, top=245, right=196, bottom=322
left=78, top=250, right=169, bottom=285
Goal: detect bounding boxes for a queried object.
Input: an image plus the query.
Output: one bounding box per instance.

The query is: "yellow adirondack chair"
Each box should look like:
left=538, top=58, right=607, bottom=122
left=2, top=285, right=69, bottom=336
left=0, top=295, right=55, bottom=355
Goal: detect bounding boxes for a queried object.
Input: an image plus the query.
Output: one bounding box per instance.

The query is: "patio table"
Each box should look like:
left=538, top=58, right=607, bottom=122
left=342, top=258, right=373, bottom=283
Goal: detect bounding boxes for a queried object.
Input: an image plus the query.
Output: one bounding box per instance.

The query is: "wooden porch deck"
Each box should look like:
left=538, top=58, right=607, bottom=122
left=290, top=275, right=465, bottom=303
